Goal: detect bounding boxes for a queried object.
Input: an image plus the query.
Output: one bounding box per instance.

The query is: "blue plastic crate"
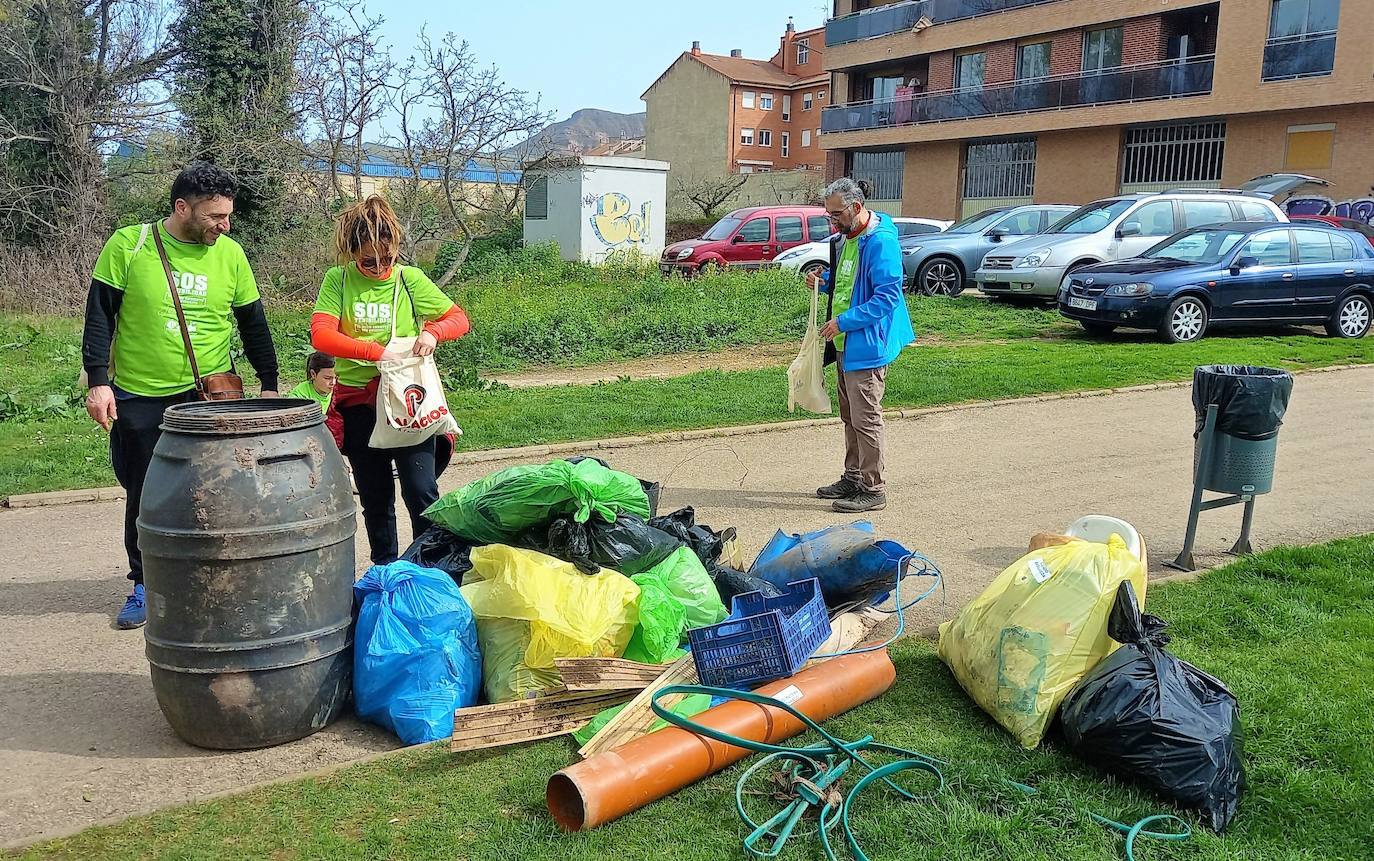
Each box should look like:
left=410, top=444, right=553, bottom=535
left=688, top=578, right=831, bottom=688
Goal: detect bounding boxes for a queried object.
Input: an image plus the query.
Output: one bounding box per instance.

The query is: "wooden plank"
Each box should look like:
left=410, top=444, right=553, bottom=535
left=450, top=689, right=633, bottom=753
left=554, top=657, right=675, bottom=691
left=577, top=654, right=699, bottom=759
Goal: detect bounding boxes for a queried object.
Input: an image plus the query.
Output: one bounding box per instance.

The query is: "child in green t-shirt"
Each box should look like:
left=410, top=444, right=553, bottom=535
left=288, top=351, right=337, bottom=413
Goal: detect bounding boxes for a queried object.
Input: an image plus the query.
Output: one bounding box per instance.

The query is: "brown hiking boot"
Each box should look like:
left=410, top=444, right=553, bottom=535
left=816, top=477, right=860, bottom=500
left=833, top=490, right=887, bottom=513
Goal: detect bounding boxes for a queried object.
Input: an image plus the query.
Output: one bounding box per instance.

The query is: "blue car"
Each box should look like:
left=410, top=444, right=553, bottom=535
left=1059, top=222, right=1374, bottom=343
left=901, top=204, right=1075, bottom=296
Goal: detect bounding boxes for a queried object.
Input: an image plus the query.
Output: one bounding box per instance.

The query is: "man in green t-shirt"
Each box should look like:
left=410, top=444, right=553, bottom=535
left=81, top=162, right=280, bottom=630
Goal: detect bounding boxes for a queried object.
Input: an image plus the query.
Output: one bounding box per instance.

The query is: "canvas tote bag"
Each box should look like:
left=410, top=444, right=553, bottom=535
left=368, top=271, right=461, bottom=448
left=787, top=278, right=832, bottom=414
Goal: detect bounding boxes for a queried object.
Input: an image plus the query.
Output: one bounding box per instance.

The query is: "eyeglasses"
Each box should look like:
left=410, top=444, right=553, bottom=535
left=359, top=255, right=395, bottom=269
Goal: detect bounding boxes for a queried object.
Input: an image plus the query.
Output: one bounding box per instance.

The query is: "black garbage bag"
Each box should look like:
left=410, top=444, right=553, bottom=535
left=1060, top=582, right=1245, bottom=833
left=650, top=506, right=733, bottom=567
left=565, top=455, right=662, bottom=517
left=708, top=564, right=783, bottom=607
left=519, top=513, right=681, bottom=576
left=400, top=525, right=476, bottom=585
left=1192, top=365, right=1293, bottom=441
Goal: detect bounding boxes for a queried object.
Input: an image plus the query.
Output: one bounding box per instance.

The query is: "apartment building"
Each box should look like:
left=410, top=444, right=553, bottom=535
left=643, top=19, right=831, bottom=184
left=820, top=0, right=1373, bottom=220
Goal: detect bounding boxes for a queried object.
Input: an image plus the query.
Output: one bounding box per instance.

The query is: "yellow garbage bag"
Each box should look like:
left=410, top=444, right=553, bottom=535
left=937, top=535, right=1146, bottom=748
left=461, top=545, right=640, bottom=703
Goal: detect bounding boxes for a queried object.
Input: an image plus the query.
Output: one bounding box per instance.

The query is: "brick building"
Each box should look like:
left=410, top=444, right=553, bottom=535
left=820, top=0, right=1373, bottom=220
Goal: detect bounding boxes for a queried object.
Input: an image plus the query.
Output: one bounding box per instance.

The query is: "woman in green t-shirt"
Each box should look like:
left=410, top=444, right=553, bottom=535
left=310, top=197, right=471, bottom=563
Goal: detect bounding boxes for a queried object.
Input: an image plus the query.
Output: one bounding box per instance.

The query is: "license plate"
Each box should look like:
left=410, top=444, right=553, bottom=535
left=1069, top=297, right=1097, bottom=311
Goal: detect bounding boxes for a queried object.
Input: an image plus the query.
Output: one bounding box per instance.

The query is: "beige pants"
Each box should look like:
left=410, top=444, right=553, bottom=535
left=836, top=355, right=888, bottom=493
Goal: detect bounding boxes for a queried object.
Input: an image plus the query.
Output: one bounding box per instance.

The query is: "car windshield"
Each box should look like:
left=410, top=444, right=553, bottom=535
left=1144, top=228, right=1248, bottom=264
left=944, top=209, right=1007, bottom=234
left=702, top=217, right=742, bottom=241
left=1048, top=199, right=1136, bottom=234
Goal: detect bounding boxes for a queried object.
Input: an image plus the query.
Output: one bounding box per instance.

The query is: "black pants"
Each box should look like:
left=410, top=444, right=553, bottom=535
left=341, top=403, right=439, bottom=565
left=110, top=390, right=198, bottom=584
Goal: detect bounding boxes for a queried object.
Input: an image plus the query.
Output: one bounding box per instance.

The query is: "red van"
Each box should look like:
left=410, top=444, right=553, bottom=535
left=660, top=205, right=831, bottom=275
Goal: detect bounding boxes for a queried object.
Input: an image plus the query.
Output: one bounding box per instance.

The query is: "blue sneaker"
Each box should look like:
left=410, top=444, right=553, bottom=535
left=116, top=584, right=146, bottom=629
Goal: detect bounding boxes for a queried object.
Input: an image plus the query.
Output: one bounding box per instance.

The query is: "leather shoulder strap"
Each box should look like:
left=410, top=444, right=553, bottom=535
left=151, top=224, right=203, bottom=388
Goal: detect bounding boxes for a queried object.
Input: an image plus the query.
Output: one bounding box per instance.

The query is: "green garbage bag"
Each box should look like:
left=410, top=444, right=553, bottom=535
left=424, top=459, right=650, bottom=545
left=572, top=692, right=714, bottom=747
left=622, top=574, right=687, bottom=665
left=651, top=546, right=728, bottom=631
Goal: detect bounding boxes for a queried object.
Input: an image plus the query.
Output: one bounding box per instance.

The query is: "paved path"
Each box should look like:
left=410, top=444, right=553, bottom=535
left=2, top=365, right=1371, bottom=847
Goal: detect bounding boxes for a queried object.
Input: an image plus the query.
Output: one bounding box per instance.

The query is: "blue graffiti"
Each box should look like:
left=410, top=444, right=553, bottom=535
left=1283, top=195, right=1374, bottom=225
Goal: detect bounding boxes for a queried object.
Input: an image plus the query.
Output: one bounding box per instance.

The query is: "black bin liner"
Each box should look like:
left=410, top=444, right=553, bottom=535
left=1192, top=365, right=1293, bottom=441
left=1060, top=582, right=1245, bottom=833
left=518, top=513, right=680, bottom=576
left=400, top=525, right=476, bottom=584
left=708, top=565, right=783, bottom=606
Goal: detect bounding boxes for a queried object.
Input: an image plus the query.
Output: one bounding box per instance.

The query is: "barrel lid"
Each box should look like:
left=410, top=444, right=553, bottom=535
left=161, top=399, right=323, bottom=435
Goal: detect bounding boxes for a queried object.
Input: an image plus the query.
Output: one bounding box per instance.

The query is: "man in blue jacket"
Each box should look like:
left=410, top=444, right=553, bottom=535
left=807, top=178, right=914, bottom=513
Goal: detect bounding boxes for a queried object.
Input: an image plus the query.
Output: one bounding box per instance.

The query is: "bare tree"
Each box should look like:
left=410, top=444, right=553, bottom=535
left=672, top=172, right=748, bottom=219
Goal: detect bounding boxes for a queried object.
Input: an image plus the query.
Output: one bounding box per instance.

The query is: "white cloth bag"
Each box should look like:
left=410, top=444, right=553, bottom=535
left=787, top=280, right=832, bottom=415
left=368, top=275, right=461, bottom=449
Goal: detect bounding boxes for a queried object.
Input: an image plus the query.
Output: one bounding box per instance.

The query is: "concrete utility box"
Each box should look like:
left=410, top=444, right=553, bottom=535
left=522, top=156, right=669, bottom=263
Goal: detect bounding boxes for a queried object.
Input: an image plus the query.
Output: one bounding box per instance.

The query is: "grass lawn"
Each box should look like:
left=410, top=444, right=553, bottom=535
left=18, top=536, right=1374, bottom=860
left=3, top=305, right=1372, bottom=498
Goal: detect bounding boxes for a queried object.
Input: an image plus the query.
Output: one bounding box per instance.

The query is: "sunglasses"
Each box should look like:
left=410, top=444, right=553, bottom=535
left=359, top=255, right=396, bottom=269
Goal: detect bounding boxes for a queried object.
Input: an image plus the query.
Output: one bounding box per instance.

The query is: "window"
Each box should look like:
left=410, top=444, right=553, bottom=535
left=994, top=209, right=1044, bottom=235
left=737, top=217, right=770, bottom=243
left=742, top=90, right=756, bottom=109
left=797, top=39, right=810, bottom=65
left=1182, top=199, right=1236, bottom=228
left=1285, top=124, right=1335, bottom=170
left=704, top=217, right=742, bottom=240
left=1240, top=231, right=1294, bottom=265
left=807, top=215, right=832, bottom=240
left=758, top=129, right=773, bottom=147
left=1016, top=42, right=1052, bottom=81
left=817, top=90, right=826, bottom=100
left=775, top=216, right=804, bottom=243
left=964, top=138, right=1037, bottom=200
left=782, top=95, right=791, bottom=121
left=1051, top=199, right=1135, bottom=234
left=1294, top=228, right=1341, bottom=263
left=1121, top=121, right=1227, bottom=189
left=955, top=52, right=987, bottom=90
left=803, top=92, right=814, bottom=110
left=1270, top=0, right=1340, bottom=39
left=850, top=149, right=904, bottom=200
left=760, top=92, right=774, bottom=111
left=1264, top=0, right=1340, bottom=79
left=525, top=176, right=548, bottom=219
left=1147, top=229, right=1248, bottom=264
left=1083, top=27, right=1123, bottom=73
left=780, top=131, right=790, bottom=158
left=1238, top=201, right=1276, bottom=222
left=1329, top=232, right=1356, bottom=261
left=897, top=222, right=943, bottom=237
left=740, top=127, right=754, bottom=145
left=1128, top=201, right=1178, bottom=237
left=802, top=129, right=812, bottom=147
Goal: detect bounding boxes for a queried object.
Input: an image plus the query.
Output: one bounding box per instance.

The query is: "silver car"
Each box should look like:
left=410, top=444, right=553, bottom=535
left=973, top=175, right=1327, bottom=299
left=901, top=204, right=1075, bottom=296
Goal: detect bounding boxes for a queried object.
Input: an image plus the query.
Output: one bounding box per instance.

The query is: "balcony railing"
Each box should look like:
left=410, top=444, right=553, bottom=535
left=826, top=0, right=1062, bottom=46
left=1261, top=32, right=1337, bottom=81
left=821, top=56, right=1215, bottom=133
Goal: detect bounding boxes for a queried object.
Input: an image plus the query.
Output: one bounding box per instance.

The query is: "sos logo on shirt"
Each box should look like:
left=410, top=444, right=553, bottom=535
left=352, top=301, right=393, bottom=334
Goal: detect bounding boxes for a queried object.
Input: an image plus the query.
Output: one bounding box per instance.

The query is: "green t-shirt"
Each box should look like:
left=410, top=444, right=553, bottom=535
left=832, top=237, right=861, bottom=353
left=288, top=380, right=332, bottom=413
left=313, top=264, right=455, bottom=388
left=93, top=222, right=259, bottom=397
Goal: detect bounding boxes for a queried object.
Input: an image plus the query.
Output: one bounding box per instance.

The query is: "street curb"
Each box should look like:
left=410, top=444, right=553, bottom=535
left=3, top=363, right=1365, bottom=509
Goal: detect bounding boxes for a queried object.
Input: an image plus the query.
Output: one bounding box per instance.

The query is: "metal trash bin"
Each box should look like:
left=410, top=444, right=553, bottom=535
left=1194, top=433, right=1279, bottom=495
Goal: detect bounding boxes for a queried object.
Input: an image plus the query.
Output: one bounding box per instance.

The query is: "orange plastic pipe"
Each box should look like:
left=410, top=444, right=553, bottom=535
left=547, top=649, right=896, bottom=831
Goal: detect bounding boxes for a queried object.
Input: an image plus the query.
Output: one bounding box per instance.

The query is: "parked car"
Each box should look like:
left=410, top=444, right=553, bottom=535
left=900, top=204, right=1075, bottom=295
left=1289, top=214, right=1374, bottom=248
left=659, top=206, right=829, bottom=275
left=973, top=174, right=1327, bottom=299
left=775, top=216, right=951, bottom=279
left=1057, top=221, right=1374, bottom=343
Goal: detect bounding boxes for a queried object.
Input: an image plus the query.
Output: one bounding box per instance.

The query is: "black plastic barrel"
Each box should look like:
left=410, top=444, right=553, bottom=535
left=138, top=399, right=356, bottom=749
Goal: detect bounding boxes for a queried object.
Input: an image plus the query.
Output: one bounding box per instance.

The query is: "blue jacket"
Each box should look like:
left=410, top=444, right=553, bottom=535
left=824, top=212, right=915, bottom=371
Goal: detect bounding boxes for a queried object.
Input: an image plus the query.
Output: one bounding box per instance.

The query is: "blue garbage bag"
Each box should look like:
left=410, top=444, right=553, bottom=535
left=749, top=521, right=909, bottom=609
left=353, top=561, right=482, bottom=744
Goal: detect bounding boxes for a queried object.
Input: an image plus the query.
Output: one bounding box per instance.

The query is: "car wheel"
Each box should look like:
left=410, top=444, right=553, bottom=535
left=1160, top=296, right=1209, bottom=343
left=697, top=259, right=720, bottom=276
left=1326, top=293, right=1372, bottom=338
left=801, top=261, right=828, bottom=282
left=917, top=258, right=963, bottom=297
left=1080, top=321, right=1117, bottom=337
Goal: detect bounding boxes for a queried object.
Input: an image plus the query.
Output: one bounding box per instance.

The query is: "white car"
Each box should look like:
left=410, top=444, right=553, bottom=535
left=775, top=217, right=952, bottom=277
